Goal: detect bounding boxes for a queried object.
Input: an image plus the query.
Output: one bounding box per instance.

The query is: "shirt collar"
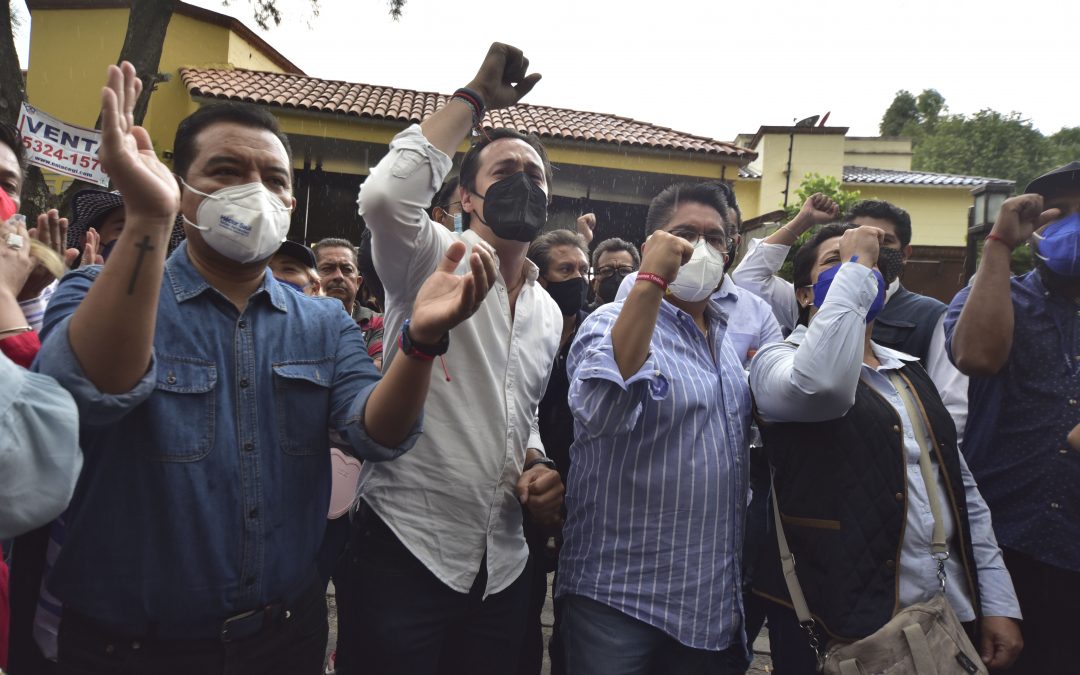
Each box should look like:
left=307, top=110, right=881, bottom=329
left=166, top=241, right=288, bottom=312
left=460, top=229, right=539, bottom=285
left=885, top=278, right=901, bottom=302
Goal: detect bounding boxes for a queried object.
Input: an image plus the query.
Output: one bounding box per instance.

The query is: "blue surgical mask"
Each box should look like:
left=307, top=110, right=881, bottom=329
left=812, top=262, right=887, bottom=323
left=1033, top=212, right=1080, bottom=278
left=452, top=212, right=463, bottom=234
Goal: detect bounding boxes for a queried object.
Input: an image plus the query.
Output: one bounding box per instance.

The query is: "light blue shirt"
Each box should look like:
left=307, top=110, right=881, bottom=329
left=0, top=351, right=82, bottom=539
left=557, top=291, right=752, bottom=650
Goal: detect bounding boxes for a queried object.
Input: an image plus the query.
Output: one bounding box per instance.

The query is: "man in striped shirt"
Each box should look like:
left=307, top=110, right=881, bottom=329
left=557, top=182, right=751, bottom=674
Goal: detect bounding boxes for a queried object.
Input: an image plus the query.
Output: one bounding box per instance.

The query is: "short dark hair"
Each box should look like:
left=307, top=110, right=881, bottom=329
left=173, top=103, right=293, bottom=179
left=458, top=129, right=553, bottom=227
left=527, top=229, right=588, bottom=278
left=591, top=237, right=640, bottom=269
left=645, top=182, right=734, bottom=234
left=0, top=122, right=26, bottom=171
left=432, top=176, right=460, bottom=214
left=314, top=237, right=358, bottom=265
left=844, top=200, right=912, bottom=248
left=792, top=223, right=856, bottom=326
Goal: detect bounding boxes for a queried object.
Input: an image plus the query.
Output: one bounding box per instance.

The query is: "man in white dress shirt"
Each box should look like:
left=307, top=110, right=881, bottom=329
left=335, top=43, right=565, bottom=675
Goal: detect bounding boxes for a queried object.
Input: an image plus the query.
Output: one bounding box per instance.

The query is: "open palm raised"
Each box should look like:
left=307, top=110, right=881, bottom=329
left=98, top=62, right=180, bottom=222
left=408, top=241, right=497, bottom=345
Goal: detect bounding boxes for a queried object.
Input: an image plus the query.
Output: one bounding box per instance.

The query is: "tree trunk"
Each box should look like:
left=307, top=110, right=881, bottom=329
left=0, top=0, right=52, bottom=215
left=0, top=0, right=24, bottom=125
left=112, top=0, right=176, bottom=127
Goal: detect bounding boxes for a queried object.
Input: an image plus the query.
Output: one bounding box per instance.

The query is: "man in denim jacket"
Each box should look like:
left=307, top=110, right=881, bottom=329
left=34, top=62, right=497, bottom=675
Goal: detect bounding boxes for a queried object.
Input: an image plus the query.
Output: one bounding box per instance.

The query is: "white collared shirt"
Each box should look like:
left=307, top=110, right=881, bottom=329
left=357, top=124, right=562, bottom=596
left=751, top=263, right=1020, bottom=620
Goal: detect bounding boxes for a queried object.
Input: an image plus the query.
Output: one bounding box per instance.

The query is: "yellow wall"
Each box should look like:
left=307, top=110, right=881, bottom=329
left=227, top=33, right=288, bottom=73
left=754, top=131, right=846, bottom=215
left=843, top=184, right=973, bottom=247
left=26, top=8, right=291, bottom=162
left=26, top=8, right=129, bottom=128
left=844, top=137, right=913, bottom=171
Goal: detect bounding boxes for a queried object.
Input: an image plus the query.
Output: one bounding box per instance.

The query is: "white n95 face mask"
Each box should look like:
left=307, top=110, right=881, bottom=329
left=181, top=179, right=292, bottom=264
left=668, top=239, right=726, bottom=302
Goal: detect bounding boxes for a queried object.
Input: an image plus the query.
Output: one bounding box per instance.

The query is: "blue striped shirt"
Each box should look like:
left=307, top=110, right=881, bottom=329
left=556, top=295, right=752, bottom=650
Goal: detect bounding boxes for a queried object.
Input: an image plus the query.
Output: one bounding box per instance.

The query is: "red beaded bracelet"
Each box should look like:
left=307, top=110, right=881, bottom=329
left=984, top=233, right=1015, bottom=250
left=636, top=272, right=668, bottom=291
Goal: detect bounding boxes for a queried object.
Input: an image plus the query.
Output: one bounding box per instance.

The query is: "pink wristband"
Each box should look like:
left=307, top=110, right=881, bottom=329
left=636, top=272, right=668, bottom=292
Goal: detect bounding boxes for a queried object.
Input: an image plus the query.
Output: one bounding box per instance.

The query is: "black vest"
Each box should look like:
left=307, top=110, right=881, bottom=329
left=872, top=287, right=946, bottom=364
left=754, top=362, right=981, bottom=641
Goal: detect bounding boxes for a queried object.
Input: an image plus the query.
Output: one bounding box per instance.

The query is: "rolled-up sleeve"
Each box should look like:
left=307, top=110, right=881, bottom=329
left=331, top=311, right=421, bottom=461
left=358, top=124, right=453, bottom=298
left=33, top=270, right=157, bottom=427
left=567, top=308, right=669, bottom=438
left=731, top=238, right=800, bottom=332
left=0, top=353, right=83, bottom=539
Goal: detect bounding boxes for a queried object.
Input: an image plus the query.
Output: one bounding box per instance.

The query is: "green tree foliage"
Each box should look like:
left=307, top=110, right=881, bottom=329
left=879, top=89, right=1080, bottom=191
left=915, top=110, right=1050, bottom=193
left=783, top=173, right=862, bottom=222
left=777, top=174, right=862, bottom=280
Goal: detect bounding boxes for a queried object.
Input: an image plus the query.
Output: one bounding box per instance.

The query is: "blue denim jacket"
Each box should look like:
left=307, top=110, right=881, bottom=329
left=34, top=242, right=420, bottom=627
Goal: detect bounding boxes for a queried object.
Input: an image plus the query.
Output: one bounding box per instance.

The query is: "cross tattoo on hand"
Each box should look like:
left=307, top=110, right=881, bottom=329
left=126, top=235, right=156, bottom=295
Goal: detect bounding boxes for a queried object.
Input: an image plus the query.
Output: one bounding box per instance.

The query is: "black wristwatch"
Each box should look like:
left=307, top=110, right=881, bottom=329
left=523, top=456, right=557, bottom=472
left=399, top=318, right=449, bottom=361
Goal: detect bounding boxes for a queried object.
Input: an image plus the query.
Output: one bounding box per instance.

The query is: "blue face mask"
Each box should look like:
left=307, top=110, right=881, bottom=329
left=812, top=262, right=887, bottom=323
left=1033, top=212, right=1080, bottom=278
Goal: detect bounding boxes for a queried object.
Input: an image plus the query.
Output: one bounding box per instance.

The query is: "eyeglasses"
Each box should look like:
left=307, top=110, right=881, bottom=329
left=668, top=227, right=734, bottom=252
left=594, top=265, right=636, bottom=279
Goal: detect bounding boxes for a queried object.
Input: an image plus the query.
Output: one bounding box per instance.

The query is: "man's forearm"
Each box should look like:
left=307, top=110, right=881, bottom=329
left=67, top=218, right=172, bottom=393
left=419, top=98, right=475, bottom=159
left=765, top=212, right=813, bottom=246
left=363, top=349, right=435, bottom=448
left=952, top=239, right=1014, bottom=375
left=611, top=282, right=663, bottom=380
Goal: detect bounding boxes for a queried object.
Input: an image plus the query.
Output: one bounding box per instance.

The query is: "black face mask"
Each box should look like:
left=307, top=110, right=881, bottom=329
left=545, top=277, right=587, bottom=316
left=473, top=172, right=548, bottom=243
left=877, top=246, right=905, bottom=285
left=597, top=270, right=630, bottom=304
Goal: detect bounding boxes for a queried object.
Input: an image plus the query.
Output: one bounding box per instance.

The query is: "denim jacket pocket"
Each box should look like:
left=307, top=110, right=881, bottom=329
left=273, top=359, right=333, bottom=456
left=148, top=355, right=217, bottom=462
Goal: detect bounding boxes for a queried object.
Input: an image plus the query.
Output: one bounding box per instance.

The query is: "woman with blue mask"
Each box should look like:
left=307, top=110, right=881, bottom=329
left=748, top=223, right=1023, bottom=673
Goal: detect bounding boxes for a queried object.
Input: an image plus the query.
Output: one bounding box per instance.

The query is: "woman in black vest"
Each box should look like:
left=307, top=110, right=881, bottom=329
left=748, top=224, right=1022, bottom=674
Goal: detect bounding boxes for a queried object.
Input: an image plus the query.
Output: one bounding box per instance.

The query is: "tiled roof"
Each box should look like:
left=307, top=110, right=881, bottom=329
left=842, top=166, right=1012, bottom=187
left=180, top=68, right=754, bottom=160
left=739, top=166, right=761, bottom=179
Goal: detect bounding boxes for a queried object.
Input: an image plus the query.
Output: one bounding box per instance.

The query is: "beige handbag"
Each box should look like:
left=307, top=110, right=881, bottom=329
left=771, top=372, right=988, bottom=675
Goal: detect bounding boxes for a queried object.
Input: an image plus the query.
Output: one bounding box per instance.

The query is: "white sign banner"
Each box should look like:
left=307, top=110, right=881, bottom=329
left=17, top=103, right=109, bottom=187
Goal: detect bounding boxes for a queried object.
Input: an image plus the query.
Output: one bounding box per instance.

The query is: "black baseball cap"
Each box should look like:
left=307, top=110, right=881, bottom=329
left=1026, top=161, right=1080, bottom=198
left=275, top=239, right=316, bottom=268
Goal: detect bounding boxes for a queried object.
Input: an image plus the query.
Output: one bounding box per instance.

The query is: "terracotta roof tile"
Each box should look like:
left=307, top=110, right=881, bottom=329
left=180, top=68, right=753, bottom=160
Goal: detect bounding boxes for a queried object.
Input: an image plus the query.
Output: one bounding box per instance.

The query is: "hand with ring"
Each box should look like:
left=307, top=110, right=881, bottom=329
left=1, top=216, right=36, bottom=303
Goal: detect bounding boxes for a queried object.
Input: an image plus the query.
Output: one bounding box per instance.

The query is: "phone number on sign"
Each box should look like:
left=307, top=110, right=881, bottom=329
left=22, top=137, right=101, bottom=170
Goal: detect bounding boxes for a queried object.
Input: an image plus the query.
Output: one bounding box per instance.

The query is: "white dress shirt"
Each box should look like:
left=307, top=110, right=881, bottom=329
left=732, top=237, right=969, bottom=441
left=357, top=124, right=562, bottom=596
left=750, top=263, right=1020, bottom=621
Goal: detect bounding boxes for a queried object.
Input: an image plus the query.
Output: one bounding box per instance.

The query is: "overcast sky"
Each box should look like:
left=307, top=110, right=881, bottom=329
left=15, top=0, right=1076, bottom=143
